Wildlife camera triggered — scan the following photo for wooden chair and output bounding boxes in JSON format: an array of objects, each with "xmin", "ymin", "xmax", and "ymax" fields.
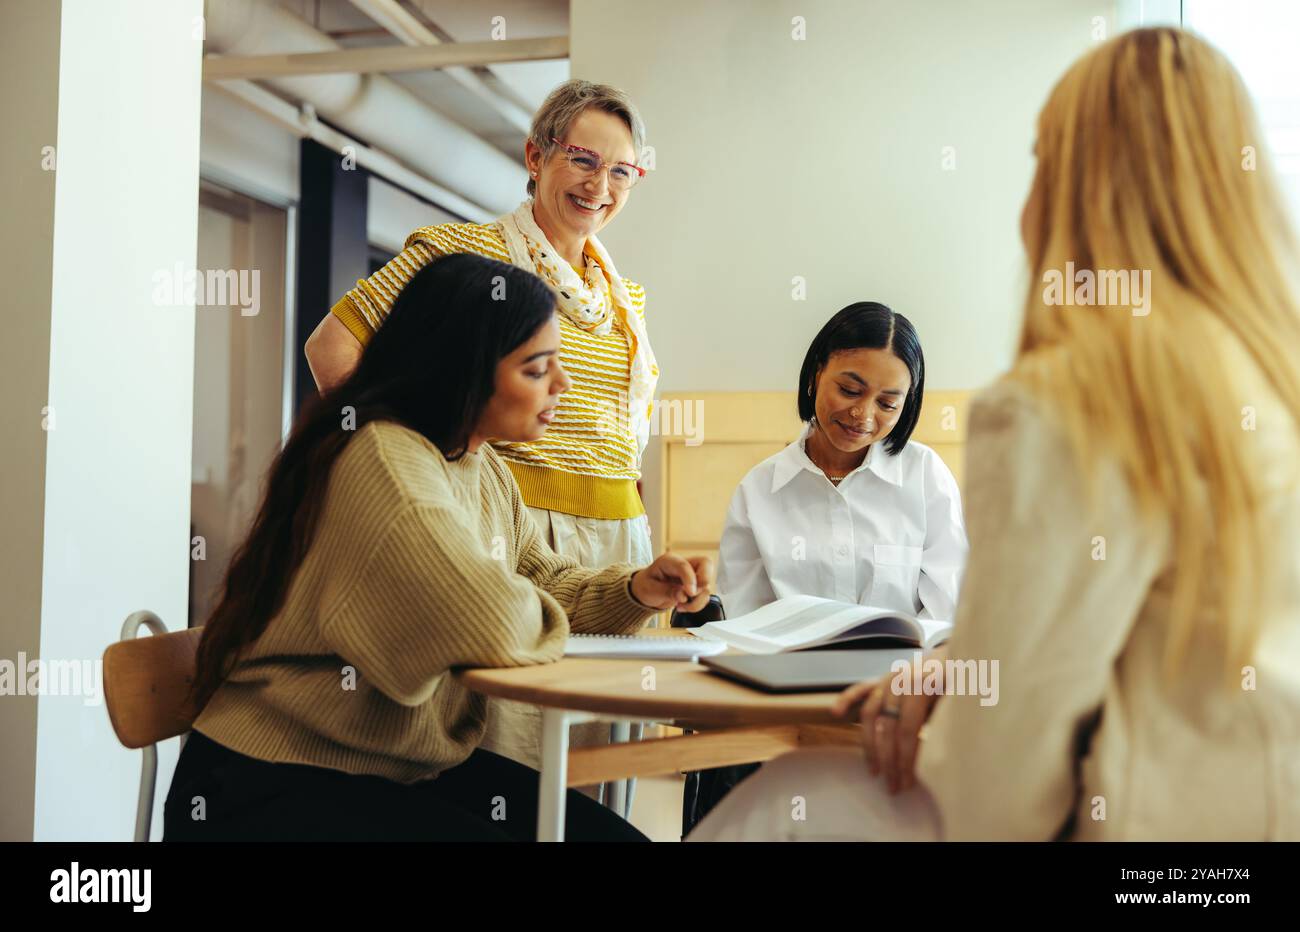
[{"xmin": 102, "ymin": 612, "xmax": 203, "ymax": 841}]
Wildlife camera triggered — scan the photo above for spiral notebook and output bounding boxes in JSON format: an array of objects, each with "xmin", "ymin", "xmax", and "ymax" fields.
[{"xmin": 564, "ymin": 633, "xmax": 729, "ymax": 660}]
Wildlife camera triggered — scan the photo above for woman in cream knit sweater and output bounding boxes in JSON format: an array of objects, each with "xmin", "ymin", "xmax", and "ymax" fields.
[{"xmin": 166, "ymin": 253, "xmax": 712, "ymax": 841}]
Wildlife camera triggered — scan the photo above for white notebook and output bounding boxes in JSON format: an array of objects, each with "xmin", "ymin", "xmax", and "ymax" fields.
[
  {"xmin": 564, "ymin": 633, "xmax": 728, "ymax": 660},
  {"xmin": 688, "ymin": 595, "xmax": 952, "ymax": 655}
]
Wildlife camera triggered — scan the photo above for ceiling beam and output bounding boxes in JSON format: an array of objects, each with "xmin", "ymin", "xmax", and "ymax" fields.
[
  {"xmin": 348, "ymin": 0, "xmax": 442, "ymax": 47},
  {"xmin": 347, "ymin": 0, "xmax": 533, "ymax": 134},
  {"xmin": 203, "ymin": 35, "xmax": 568, "ymax": 81}
]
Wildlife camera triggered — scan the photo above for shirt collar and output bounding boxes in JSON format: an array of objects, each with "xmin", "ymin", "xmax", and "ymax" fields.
[{"xmin": 770, "ymin": 421, "xmax": 904, "ymax": 493}]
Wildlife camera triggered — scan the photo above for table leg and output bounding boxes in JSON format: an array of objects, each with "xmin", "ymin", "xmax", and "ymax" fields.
[
  {"xmin": 538, "ymin": 708, "xmax": 571, "ymax": 842},
  {"xmin": 606, "ymin": 722, "xmax": 631, "ymax": 817},
  {"xmin": 625, "ymin": 722, "xmax": 644, "ymax": 819}
]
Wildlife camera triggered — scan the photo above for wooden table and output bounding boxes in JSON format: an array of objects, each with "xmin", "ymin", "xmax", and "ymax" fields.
[{"xmin": 457, "ymin": 630, "xmax": 861, "ymax": 841}]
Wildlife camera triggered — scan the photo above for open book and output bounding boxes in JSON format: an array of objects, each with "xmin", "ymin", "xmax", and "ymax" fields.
[{"xmin": 687, "ymin": 595, "xmax": 952, "ymax": 655}]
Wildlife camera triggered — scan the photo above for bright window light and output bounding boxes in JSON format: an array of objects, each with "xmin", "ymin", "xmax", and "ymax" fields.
[{"xmin": 1184, "ymin": 0, "xmax": 1300, "ymax": 224}]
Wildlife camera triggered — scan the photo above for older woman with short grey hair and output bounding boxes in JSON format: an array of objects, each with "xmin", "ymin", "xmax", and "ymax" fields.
[{"xmin": 305, "ymin": 80, "xmax": 702, "ymax": 785}]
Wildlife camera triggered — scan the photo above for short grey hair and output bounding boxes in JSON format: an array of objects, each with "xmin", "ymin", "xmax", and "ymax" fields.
[{"xmin": 527, "ymin": 79, "xmax": 646, "ymax": 196}]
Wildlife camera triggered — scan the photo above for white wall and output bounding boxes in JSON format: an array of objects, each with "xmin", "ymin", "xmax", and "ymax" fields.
[
  {"xmin": 31, "ymin": 0, "xmax": 203, "ymax": 841},
  {"xmin": 570, "ymin": 0, "xmax": 1116, "ymax": 554},
  {"xmin": 572, "ymin": 0, "xmax": 1115, "ymax": 394}
]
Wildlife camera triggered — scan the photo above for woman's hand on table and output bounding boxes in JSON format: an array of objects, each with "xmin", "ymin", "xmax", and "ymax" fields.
[
  {"xmin": 830, "ymin": 646, "xmax": 949, "ymax": 794},
  {"xmin": 630, "ymin": 553, "xmax": 715, "ymax": 612}
]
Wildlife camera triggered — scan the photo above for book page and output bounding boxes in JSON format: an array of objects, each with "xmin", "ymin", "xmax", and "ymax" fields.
[
  {"xmin": 692, "ymin": 596, "xmax": 893, "ymax": 654},
  {"xmin": 917, "ymin": 619, "xmax": 953, "ymax": 649}
]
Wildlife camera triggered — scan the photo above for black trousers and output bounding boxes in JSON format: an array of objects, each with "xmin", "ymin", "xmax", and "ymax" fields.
[
  {"xmin": 163, "ymin": 730, "xmax": 648, "ymax": 842},
  {"xmin": 682, "ymin": 763, "xmax": 761, "ymax": 838}
]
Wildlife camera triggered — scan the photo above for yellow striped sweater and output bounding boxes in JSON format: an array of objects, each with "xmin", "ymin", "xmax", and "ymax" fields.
[{"xmin": 332, "ymin": 222, "xmax": 648, "ymax": 520}]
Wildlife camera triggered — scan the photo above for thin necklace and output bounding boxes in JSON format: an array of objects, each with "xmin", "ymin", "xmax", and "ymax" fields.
[{"xmin": 807, "ymin": 421, "xmax": 861, "ymax": 484}]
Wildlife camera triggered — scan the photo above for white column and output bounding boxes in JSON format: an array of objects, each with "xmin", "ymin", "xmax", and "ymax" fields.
[
  {"xmin": 0, "ymin": 0, "xmax": 63, "ymax": 845},
  {"xmin": 0, "ymin": 0, "xmax": 204, "ymax": 841}
]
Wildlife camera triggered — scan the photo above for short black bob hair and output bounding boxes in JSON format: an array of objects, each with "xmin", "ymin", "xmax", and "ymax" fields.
[{"xmin": 796, "ymin": 301, "xmax": 925, "ymax": 456}]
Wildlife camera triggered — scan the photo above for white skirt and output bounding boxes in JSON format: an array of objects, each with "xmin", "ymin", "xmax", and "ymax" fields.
[{"xmin": 687, "ymin": 747, "xmax": 942, "ymax": 842}]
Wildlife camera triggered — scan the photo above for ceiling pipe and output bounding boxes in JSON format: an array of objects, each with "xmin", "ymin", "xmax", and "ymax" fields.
[
  {"xmin": 209, "ymin": 79, "xmax": 493, "ymax": 222},
  {"xmin": 203, "ymin": 0, "xmax": 527, "ymax": 216},
  {"xmin": 202, "ymin": 36, "xmax": 569, "ymax": 81}
]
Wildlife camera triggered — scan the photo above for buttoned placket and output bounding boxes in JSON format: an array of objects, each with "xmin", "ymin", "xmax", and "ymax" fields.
[
  {"xmin": 826, "ymin": 473, "xmax": 858, "ymax": 603},
  {"xmin": 798, "ymin": 430, "xmax": 871, "ymax": 605}
]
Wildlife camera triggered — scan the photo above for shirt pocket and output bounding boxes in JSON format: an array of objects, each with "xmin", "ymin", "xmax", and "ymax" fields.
[{"xmin": 870, "ymin": 544, "xmax": 924, "ymax": 612}]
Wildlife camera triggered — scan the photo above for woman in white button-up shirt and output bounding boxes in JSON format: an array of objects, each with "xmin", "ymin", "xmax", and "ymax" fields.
[{"xmin": 718, "ymin": 302, "xmax": 968, "ymax": 621}]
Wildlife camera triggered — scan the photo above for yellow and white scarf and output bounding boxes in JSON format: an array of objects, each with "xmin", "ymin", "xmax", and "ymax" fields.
[{"xmin": 497, "ymin": 199, "xmax": 659, "ymax": 456}]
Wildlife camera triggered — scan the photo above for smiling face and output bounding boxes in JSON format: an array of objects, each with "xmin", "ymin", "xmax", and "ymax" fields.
[
  {"xmin": 811, "ymin": 348, "xmax": 912, "ymax": 456},
  {"xmin": 525, "ymin": 108, "xmax": 637, "ymax": 244},
  {"xmin": 473, "ymin": 315, "xmax": 572, "ymax": 447}
]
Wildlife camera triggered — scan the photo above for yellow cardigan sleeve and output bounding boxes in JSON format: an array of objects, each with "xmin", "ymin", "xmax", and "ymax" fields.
[
  {"xmin": 330, "ymin": 294, "xmax": 374, "ymax": 346},
  {"xmin": 329, "ymin": 239, "xmax": 441, "ymax": 346}
]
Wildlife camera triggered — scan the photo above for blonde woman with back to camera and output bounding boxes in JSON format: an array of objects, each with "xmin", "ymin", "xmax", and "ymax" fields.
[{"xmin": 691, "ymin": 27, "xmax": 1300, "ymax": 842}]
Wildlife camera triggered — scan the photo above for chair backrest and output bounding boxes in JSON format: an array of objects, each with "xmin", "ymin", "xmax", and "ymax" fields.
[
  {"xmin": 103, "ymin": 626, "xmax": 204, "ymax": 749},
  {"xmin": 669, "ymin": 595, "xmax": 726, "ymax": 628}
]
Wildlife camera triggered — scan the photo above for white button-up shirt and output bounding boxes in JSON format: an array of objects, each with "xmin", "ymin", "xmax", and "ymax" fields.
[{"xmin": 717, "ymin": 423, "xmax": 968, "ymax": 620}]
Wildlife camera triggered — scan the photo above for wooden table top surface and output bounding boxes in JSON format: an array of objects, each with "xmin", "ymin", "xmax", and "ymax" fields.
[{"xmin": 457, "ymin": 628, "xmax": 856, "ymax": 727}]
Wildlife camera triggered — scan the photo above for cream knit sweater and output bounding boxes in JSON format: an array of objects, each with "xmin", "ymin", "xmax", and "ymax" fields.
[{"xmin": 194, "ymin": 420, "xmax": 656, "ymax": 783}]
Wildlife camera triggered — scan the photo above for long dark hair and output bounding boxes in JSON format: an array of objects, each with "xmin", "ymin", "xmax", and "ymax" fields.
[
  {"xmin": 796, "ymin": 302, "xmax": 926, "ymax": 456},
  {"xmin": 190, "ymin": 253, "xmax": 557, "ymax": 711}
]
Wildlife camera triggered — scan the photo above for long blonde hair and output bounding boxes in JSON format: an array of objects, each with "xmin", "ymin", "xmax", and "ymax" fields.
[{"xmin": 1012, "ymin": 27, "xmax": 1300, "ymax": 680}]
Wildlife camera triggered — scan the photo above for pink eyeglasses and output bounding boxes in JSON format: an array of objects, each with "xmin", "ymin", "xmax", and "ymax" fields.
[{"xmin": 549, "ymin": 137, "xmax": 646, "ymax": 190}]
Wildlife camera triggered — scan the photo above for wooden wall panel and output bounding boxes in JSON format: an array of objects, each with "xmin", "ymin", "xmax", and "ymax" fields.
[{"xmin": 666, "ymin": 441, "xmax": 784, "ymax": 547}]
